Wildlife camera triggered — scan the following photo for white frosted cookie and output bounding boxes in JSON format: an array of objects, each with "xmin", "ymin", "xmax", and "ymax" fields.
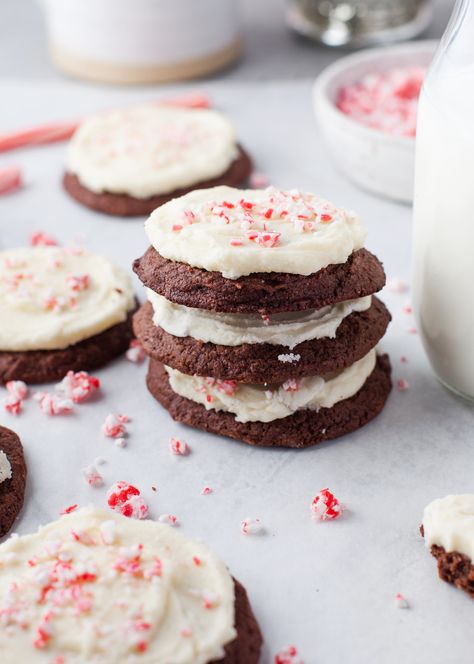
[
  {"xmin": 0, "ymin": 247, "xmax": 135, "ymax": 351},
  {"xmin": 145, "ymin": 186, "xmax": 367, "ymax": 278},
  {"xmin": 67, "ymin": 106, "xmax": 239, "ymax": 199},
  {"xmin": 165, "ymin": 348, "xmax": 377, "ymax": 423},
  {"xmin": 423, "ymin": 494, "xmax": 474, "ymax": 561},
  {"xmin": 0, "ymin": 506, "xmax": 237, "ymax": 663}
]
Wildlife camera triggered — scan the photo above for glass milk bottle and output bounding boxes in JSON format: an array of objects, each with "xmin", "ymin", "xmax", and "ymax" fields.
[{"xmin": 413, "ymin": 0, "xmax": 474, "ymax": 399}]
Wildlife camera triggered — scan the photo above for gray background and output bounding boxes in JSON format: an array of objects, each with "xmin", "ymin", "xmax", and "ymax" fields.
[{"xmin": 0, "ymin": 0, "xmax": 455, "ymax": 81}]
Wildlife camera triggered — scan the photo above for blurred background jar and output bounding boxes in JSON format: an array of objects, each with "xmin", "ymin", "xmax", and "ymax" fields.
[
  {"xmin": 287, "ymin": 0, "xmax": 433, "ymax": 47},
  {"xmin": 40, "ymin": 0, "xmax": 242, "ymax": 85}
]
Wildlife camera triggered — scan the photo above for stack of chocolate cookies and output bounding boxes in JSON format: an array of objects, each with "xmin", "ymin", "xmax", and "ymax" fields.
[{"xmin": 133, "ymin": 186, "xmax": 392, "ymax": 449}]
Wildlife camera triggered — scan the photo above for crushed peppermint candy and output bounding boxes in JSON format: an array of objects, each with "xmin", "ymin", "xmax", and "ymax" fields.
[
  {"xmin": 34, "ymin": 391, "xmax": 74, "ymax": 416},
  {"xmin": 282, "ymin": 378, "xmax": 300, "ymax": 392},
  {"xmin": 311, "ymin": 488, "xmax": 344, "ymax": 521},
  {"xmin": 249, "ymin": 171, "xmax": 270, "ymax": 188},
  {"xmin": 56, "ymin": 370, "xmax": 100, "ymax": 403},
  {"xmin": 201, "ymin": 486, "xmax": 213, "ymax": 495},
  {"xmin": 29, "ymin": 231, "xmax": 59, "ymax": 246},
  {"xmin": 169, "ymin": 437, "xmax": 190, "ymax": 456},
  {"xmin": 275, "ymin": 646, "xmax": 303, "ymax": 664},
  {"xmin": 337, "ymin": 66, "xmax": 426, "ymax": 137},
  {"xmin": 126, "ymin": 339, "xmax": 146, "ymax": 364},
  {"xmin": 102, "ymin": 413, "xmax": 129, "ymax": 439},
  {"xmin": 83, "ymin": 465, "xmax": 104, "ymax": 488},
  {"xmin": 99, "ymin": 519, "xmax": 117, "ymax": 545},
  {"xmin": 397, "ymin": 378, "xmax": 409, "ymax": 392},
  {"xmin": 107, "ymin": 481, "xmax": 149, "ymax": 519},
  {"xmin": 60, "ymin": 504, "xmax": 78, "ymax": 515},
  {"xmin": 394, "ymin": 592, "xmax": 409, "ymax": 609},
  {"xmin": 241, "ymin": 517, "xmax": 264, "ymax": 536},
  {"xmin": 0, "ymin": 165, "xmax": 22, "ymax": 195},
  {"xmin": 278, "ymin": 353, "xmax": 301, "ymax": 364},
  {"xmin": 158, "ymin": 514, "xmax": 178, "ymax": 526},
  {"xmin": 3, "ymin": 380, "xmax": 28, "ymax": 415}
]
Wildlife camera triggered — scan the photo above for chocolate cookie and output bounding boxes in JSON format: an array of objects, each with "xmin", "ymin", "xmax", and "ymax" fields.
[
  {"xmin": 216, "ymin": 579, "xmax": 263, "ymax": 663},
  {"xmin": 146, "ymin": 354, "xmax": 392, "ymax": 449},
  {"xmin": 63, "ymin": 146, "xmax": 252, "ymax": 218},
  {"xmin": 429, "ymin": 544, "xmax": 474, "ymax": 599},
  {"xmin": 0, "ymin": 308, "xmax": 135, "ymax": 385},
  {"xmin": 0, "ymin": 426, "xmax": 27, "ymax": 538},
  {"xmin": 133, "ymin": 247, "xmax": 386, "ymax": 314},
  {"xmin": 134, "ymin": 297, "xmax": 391, "ymax": 383}
]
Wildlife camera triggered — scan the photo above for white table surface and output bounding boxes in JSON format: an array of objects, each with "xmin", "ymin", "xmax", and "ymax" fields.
[{"xmin": 1, "ymin": 73, "xmax": 474, "ymax": 664}]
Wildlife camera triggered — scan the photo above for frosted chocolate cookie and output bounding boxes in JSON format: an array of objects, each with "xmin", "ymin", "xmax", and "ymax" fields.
[
  {"xmin": 422, "ymin": 494, "xmax": 474, "ymax": 599},
  {"xmin": 146, "ymin": 353, "xmax": 392, "ymax": 448},
  {"xmin": 0, "ymin": 247, "xmax": 136, "ymax": 384},
  {"xmin": 63, "ymin": 106, "xmax": 252, "ymax": 217},
  {"xmin": 0, "ymin": 506, "xmax": 262, "ymax": 662},
  {"xmin": 134, "ymin": 296, "xmax": 391, "ymax": 383},
  {"xmin": 0, "ymin": 426, "xmax": 27, "ymax": 538}
]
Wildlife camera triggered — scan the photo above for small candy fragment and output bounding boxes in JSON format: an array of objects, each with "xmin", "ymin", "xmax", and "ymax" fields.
[
  {"xmin": 247, "ymin": 230, "xmax": 281, "ymax": 248},
  {"xmin": 249, "ymin": 171, "xmax": 270, "ymax": 188},
  {"xmin": 83, "ymin": 465, "xmax": 104, "ymax": 488},
  {"xmin": 100, "ymin": 520, "xmax": 117, "ymax": 545},
  {"xmin": 57, "ymin": 370, "xmax": 100, "ymax": 403},
  {"xmin": 241, "ymin": 517, "xmax": 263, "ymax": 536},
  {"xmin": 403, "ymin": 303, "xmax": 413, "ymax": 314},
  {"xmin": 30, "ymin": 232, "xmax": 59, "ymax": 247},
  {"xmin": 397, "ymin": 378, "xmax": 409, "ymax": 392},
  {"xmin": 394, "ymin": 592, "xmax": 409, "ymax": 609},
  {"xmin": 34, "ymin": 392, "xmax": 74, "ymax": 416},
  {"xmin": 311, "ymin": 488, "xmax": 344, "ymax": 521},
  {"xmin": 102, "ymin": 413, "xmax": 129, "ymax": 438},
  {"xmin": 3, "ymin": 381, "xmax": 28, "ymax": 415},
  {"xmin": 0, "ymin": 165, "xmax": 22, "ymax": 195},
  {"xmin": 275, "ymin": 645, "xmax": 303, "ymax": 664},
  {"xmin": 169, "ymin": 437, "xmax": 190, "ymax": 456},
  {"xmin": 126, "ymin": 339, "xmax": 146, "ymax": 364},
  {"xmin": 60, "ymin": 504, "xmax": 78, "ymax": 515},
  {"xmin": 107, "ymin": 481, "xmax": 148, "ymax": 520},
  {"xmin": 158, "ymin": 514, "xmax": 178, "ymax": 526},
  {"xmin": 201, "ymin": 486, "xmax": 213, "ymax": 495}
]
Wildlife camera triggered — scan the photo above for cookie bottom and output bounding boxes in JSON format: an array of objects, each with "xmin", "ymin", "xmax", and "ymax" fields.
[
  {"xmin": 216, "ymin": 579, "xmax": 262, "ymax": 663},
  {"xmin": 63, "ymin": 146, "xmax": 252, "ymax": 217},
  {"xmin": 146, "ymin": 354, "xmax": 392, "ymax": 449},
  {"xmin": 0, "ymin": 426, "xmax": 27, "ymax": 538},
  {"xmin": 430, "ymin": 544, "xmax": 474, "ymax": 599},
  {"xmin": 0, "ymin": 309, "xmax": 135, "ymax": 385}
]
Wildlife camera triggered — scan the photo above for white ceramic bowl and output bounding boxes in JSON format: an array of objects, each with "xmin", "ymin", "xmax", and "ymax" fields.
[
  {"xmin": 312, "ymin": 40, "xmax": 438, "ymax": 204},
  {"xmin": 40, "ymin": 0, "xmax": 242, "ymax": 85}
]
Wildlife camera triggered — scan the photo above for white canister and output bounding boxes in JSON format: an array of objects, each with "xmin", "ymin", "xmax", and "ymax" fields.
[{"xmin": 40, "ymin": 0, "xmax": 242, "ymax": 84}]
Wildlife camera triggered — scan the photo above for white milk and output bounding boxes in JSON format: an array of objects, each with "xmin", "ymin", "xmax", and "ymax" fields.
[{"xmin": 413, "ymin": 71, "xmax": 474, "ymax": 398}]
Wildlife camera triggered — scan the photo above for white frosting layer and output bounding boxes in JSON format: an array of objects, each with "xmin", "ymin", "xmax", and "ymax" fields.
[
  {"xmin": 0, "ymin": 247, "xmax": 135, "ymax": 352},
  {"xmin": 145, "ymin": 186, "xmax": 367, "ymax": 278},
  {"xmin": 68, "ymin": 106, "xmax": 238, "ymax": 199},
  {"xmin": 147, "ymin": 289, "xmax": 372, "ymax": 349},
  {"xmin": 0, "ymin": 451, "xmax": 12, "ymax": 484},
  {"xmin": 165, "ymin": 349, "xmax": 376, "ymax": 423},
  {"xmin": 423, "ymin": 494, "xmax": 474, "ymax": 561},
  {"xmin": 0, "ymin": 506, "xmax": 236, "ymax": 664}
]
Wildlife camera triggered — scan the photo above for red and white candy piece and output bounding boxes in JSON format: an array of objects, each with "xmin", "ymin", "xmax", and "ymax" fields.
[
  {"xmin": 126, "ymin": 339, "xmax": 146, "ymax": 364},
  {"xmin": 158, "ymin": 514, "xmax": 178, "ymax": 526},
  {"xmin": 169, "ymin": 437, "xmax": 190, "ymax": 456},
  {"xmin": 102, "ymin": 413, "xmax": 129, "ymax": 438},
  {"xmin": 3, "ymin": 380, "xmax": 28, "ymax": 415},
  {"xmin": 397, "ymin": 378, "xmax": 410, "ymax": 392},
  {"xmin": 30, "ymin": 231, "xmax": 59, "ymax": 247},
  {"xmin": 0, "ymin": 165, "xmax": 22, "ymax": 195},
  {"xmin": 34, "ymin": 391, "xmax": 74, "ymax": 416},
  {"xmin": 57, "ymin": 370, "xmax": 100, "ymax": 403},
  {"xmin": 107, "ymin": 481, "xmax": 149, "ymax": 520},
  {"xmin": 241, "ymin": 517, "xmax": 263, "ymax": 536},
  {"xmin": 82, "ymin": 465, "xmax": 104, "ymax": 488},
  {"xmin": 275, "ymin": 645, "xmax": 303, "ymax": 664},
  {"xmin": 394, "ymin": 592, "xmax": 409, "ymax": 609},
  {"xmin": 311, "ymin": 488, "xmax": 344, "ymax": 521}
]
